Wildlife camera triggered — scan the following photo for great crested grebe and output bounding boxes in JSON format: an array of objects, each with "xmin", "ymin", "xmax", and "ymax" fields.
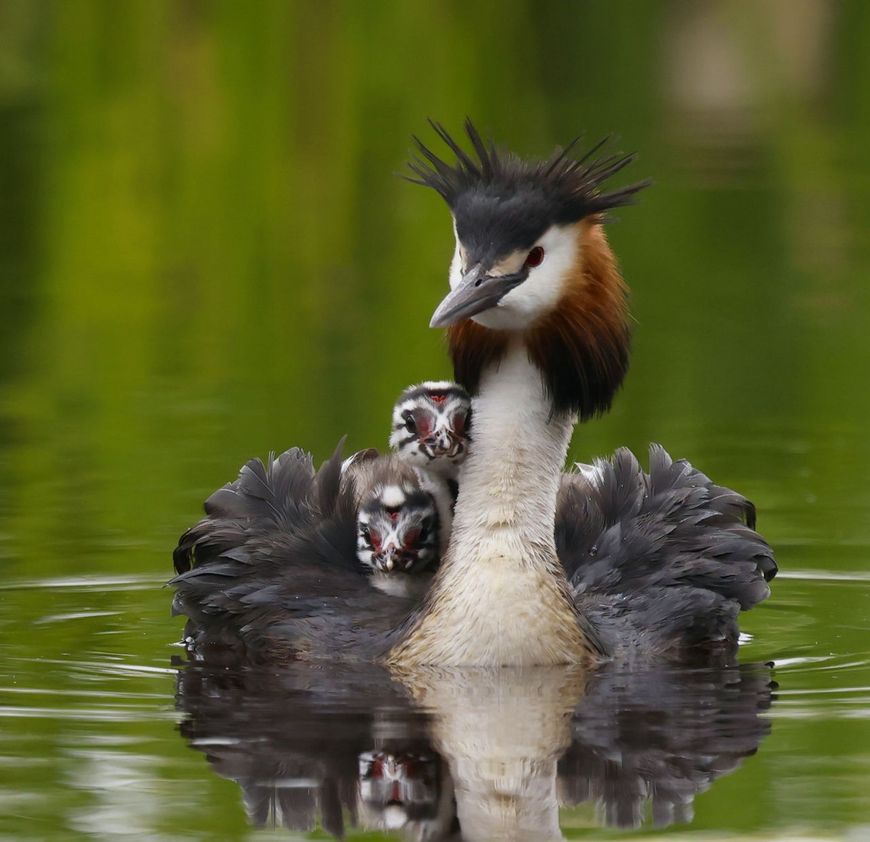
[{"xmin": 170, "ymin": 121, "xmax": 775, "ymax": 667}]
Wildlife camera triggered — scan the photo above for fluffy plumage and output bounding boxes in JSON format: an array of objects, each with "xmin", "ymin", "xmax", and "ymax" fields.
[
  {"xmin": 173, "ymin": 442, "xmax": 349, "ymax": 578},
  {"xmin": 171, "ymin": 442, "xmax": 412, "ymax": 661},
  {"xmin": 389, "ymin": 381, "xmax": 471, "ymax": 477},
  {"xmin": 171, "ymin": 437, "xmax": 775, "ymax": 663},
  {"xmin": 344, "ymin": 454, "xmax": 441, "ymax": 578},
  {"xmin": 558, "ymin": 445, "xmax": 776, "ymax": 661}
]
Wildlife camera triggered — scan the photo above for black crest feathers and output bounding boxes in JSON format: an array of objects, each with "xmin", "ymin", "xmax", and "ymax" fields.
[{"xmin": 406, "ymin": 118, "xmax": 651, "ymax": 222}]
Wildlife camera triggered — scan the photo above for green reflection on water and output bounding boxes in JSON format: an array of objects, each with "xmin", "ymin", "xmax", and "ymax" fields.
[{"xmin": 1, "ymin": 1, "xmax": 869, "ymax": 839}]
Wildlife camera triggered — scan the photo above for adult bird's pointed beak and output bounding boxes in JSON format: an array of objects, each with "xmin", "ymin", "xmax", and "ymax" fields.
[{"xmin": 429, "ymin": 262, "xmax": 529, "ymax": 328}]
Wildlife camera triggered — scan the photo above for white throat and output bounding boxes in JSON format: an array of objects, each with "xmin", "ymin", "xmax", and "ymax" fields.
[
  {"xmin": 390, "ymin": 344, "xmax": 589, "ymax": 667},
  {"xmin": 448, "ymin": 222, "xmax": 578, "ymax": 331},
  {"xmin": 453, "ymin": 344, "xmax": 571, "ymax": 550}
]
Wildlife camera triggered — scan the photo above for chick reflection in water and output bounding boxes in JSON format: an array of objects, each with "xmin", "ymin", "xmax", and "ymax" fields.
[{"xmin": 175, "ymin": 655, "xmax": 774, "ymax": 840}]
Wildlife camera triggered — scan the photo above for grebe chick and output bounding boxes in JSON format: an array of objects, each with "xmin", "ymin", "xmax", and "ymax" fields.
[
  {"xmin": 388, "ymin": 380, "xmax": 471, "ymax": 544},
  {"xmin": 385, "ymin": 380, "xmax": 470, "ymax": 541},
  {"xmin": 343, "ymin": 454, "xmax": 442, "ymax": 598},
  {"xmin": 357, "ymin": 487, "xmax": 439, "ymax": 574},
  {"xmin": 389, "ymin": 381, "xmax": 471, "ymax": 482}
]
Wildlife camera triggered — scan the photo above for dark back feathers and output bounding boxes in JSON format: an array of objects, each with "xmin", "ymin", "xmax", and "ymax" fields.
[
  {"xmin": 170, "ymin": 440, "xmax": 412, "ymax": 660},
  {"xmin": 171, "ymin": 439, "xmax": 776, "ymax": 664},
  {"xmin": 558, "ymin": 444, "xmax": 776, "ymax": 660}
]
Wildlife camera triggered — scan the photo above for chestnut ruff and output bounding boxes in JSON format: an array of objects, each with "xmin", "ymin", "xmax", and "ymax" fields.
[{"xmin": 448, "ymin": 220, "xmax": 631, "ymax": 420}]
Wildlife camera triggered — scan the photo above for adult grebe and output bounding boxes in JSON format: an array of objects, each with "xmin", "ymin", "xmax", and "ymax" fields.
[
  {"xmin": 171, "ymin": 121, "xmax": 775, "ymax": 666},
  {"xmin": 388, "ymin": 121, "xmax": 774, "ymax": 667}
]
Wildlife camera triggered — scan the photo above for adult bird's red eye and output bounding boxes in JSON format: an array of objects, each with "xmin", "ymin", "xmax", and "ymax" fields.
[{"xmin": 525, "ymin": 246, "xmax": 545, "ymax": 268}]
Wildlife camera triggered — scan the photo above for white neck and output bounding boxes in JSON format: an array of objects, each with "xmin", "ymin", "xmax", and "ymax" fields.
[
  {"xmin": 390, "ymin": 344, "xmax": 590, "ymax": 667},
  {"xmin": 452, "ymin": 343, "xmax": 570, "ymax": 556}
]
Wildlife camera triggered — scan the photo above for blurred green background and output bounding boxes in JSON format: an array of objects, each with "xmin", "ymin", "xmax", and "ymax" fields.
[
  {"xmin": 1, "ymin": 1, "xmax": 869, "ymax": 839},
  {"xmin": 1, "ymin": 0, "xmax": 869, "ymax": 571},
  {"xmin": 1, "ymin": 0, "xmax": 869, "ymax": 565}
]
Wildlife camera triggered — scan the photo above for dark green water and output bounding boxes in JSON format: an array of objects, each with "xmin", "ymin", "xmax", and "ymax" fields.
[{"xmin": 1, "ymin": 2, "xmax": 869, "ymax": 839}]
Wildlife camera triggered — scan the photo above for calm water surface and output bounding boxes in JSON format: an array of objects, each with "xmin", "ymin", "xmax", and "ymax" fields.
[{"xmin": 2, "ymin": 2, "xmax": 870, "ymax": 839}]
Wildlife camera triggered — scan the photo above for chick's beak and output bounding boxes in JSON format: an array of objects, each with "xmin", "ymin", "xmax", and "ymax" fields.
[
  {"xmin": 429, "ymin": 262, "xmax": 528, "ymax": 328},
  {"xmin": 423, "ymin": 430, "xmax": 451, "ymax": 455},
  {"xmin": 380, "ymin": 540, "xmax": 402, "ymax": 572}
]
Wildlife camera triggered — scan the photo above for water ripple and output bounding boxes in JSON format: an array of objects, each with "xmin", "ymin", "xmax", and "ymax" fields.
[
  {"xmin": 0, "ymin": 575, "xmax": 165, "ymax": 592},
  {"xmin": 0, "ymin": 705, "xmax": 179, "ymax": 722}
]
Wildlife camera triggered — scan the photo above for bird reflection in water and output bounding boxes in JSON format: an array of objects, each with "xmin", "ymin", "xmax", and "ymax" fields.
[
  {"xmin": 174, "ymin": 653, "xmax": 775, "ymax": 840},
  {"xmin": 357, "ymin": 748, "xmax": 446, "ymax": 832}
]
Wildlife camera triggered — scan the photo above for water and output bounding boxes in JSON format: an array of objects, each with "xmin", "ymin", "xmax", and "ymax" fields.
[{"xmin": 2, "ymin": 1, "xmax": 870, "ymax": 839}]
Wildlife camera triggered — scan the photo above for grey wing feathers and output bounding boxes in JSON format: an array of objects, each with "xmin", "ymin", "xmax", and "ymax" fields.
[
  {"xmin": 557, "ymin": 444, "xmax": 776, "ymax": 656},
  {"xmin": 170, "ymin": 438, "xmax": 418, "ymax": 661},
  {"xmin": 173, "ymin": 438, "xmax": 351, "ymax": 576},
  {"xmin": 169, "ymin": 439, "xmax": 378, "ymax": 645}
]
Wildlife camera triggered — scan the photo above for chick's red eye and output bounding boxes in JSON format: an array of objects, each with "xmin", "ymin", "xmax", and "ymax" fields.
[{"xmin": 525, "ymin": 246, "xmax": 545, "ymax": 268}]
